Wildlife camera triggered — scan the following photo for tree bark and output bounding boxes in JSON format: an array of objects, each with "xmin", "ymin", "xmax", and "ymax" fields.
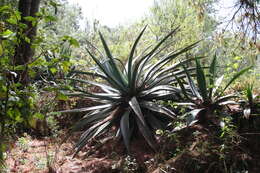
[{"xmin": 14, "ymin": 0, "xmax": 40, "ymax": 85}]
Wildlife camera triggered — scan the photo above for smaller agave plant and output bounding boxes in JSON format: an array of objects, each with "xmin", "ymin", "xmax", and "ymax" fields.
[
  {"xmin": 240, "ymin": 84, "xmax": 260, "ymax": 119},
  {"xmin": 174, "ymin": 55, "xmax": 251, "ymax": 127},
  {"xmin": 60, "ymin": 26, "xmax": 199, "ymax": 155}
]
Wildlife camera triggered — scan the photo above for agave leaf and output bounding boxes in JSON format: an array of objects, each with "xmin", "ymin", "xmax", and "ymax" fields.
[
  {"xmin": 143, "ymin": 93, "xmax": 177, "ymax": 100},
  {"xmin": 214, "ymin": 94, "xmax": 238, "ymax": 105},
  {"xmin": 186, "ymin": 108, "xmax": 205, "ymax": 126},
  {"xmin": 141, "ymin": 27, "xmax": 180, "ymax": 65},
  {"xmin": 115, "ymin": 128, "xmax": 121, "ymax": 138},
  {"xmin": 212, "ymin": 75, "xmax": 224, "ymax": 96},
  {"xmin": 195, "ymin": 57, "xmax": 207, "ymax": 101},
  {"xmin": 144, "ymin": 73, "xmax": 175, "ymax": 89},
  {"xmin": 142, "ymin": 43, "xmax": 199, "ymax": 87},
  {"xmin": 74, "ymin": 121, "xmax": 112, "ymax": 157},
  {"xmin": 85, "ymin": 48, "xmax": 126, "ymax": 92},
  {"xmin": 156, "ymin": 57, "xmax": 206, "ymax": 78},
  {"xmin": 246, "ymin": 84, "xmax": 254, "ymax": 106},
  {"xmin": 99, "ymin": 32, "xmax": 127, "ymax": 87},
  {"xmin": 74, "ymin": 107, "xmax": 120, "ymax": 156},
  {"xmin": 73, "ymin": 129, "xmax": 97, "ymax": 157},
  {"xmin": 73, "ymin": 88, "xmax": 120, "ymax": 101},
  {"xmin": 174, "ymin": 102, "xmax": 197, "ymax": 106},
  {"xmin": 183, "ymin": 65, "xmax": 202, "ymax": 100},
  {"xmin": 141, "ymin": 101, "xmax": 176, "ymax": 119},
  {"xmin": 102, "ymin": 60, "xmax": 128, "ymax": 88},
  {"xmin": 140, "ymin": 85, "xmax": 180, "ymax": 97},
  {"xmin": 243, "ymin": 108, "xmax": 251, "ymax": 119},
  {"xmin": 66, "ymin": 78, "xmax": 120, "ymax": 94},
  {"xmin": 135, "ymin": 116, "xmax": 157, "ymax": 151},
  {"xmin": 92, "ymin": 92, "xmax": 121, "ymax": 98},
  {"xmin": 146, "ymin": 71, "xmax": 197, "ymax": 90},
  {"xmin": 218, "ymin": 100, "xmax": 238, "ymax": 105},
  {"xmin": 92, "ymin": 121, "xmax": 112, "ymax": 138},
  {"xmin": 146, "ymin": 114, "xmax": 165, "ymax": 130},
  {"xmin": 59, "ymin": 104, "xmax": 114, "ymax": 113},
  {"xmin": 209, "ymin": 54, "xmax": 217, "ymax": 98},
  {"xmin": 128, "ymin": 26, "xmax": 147, "ymax": 83},
  {"xmin": 70, "ymin": 70, "xmax": 107, "ymax": 80},
  {"xmin": 71, "ymin": 107, "xmax": 115, "ymax": 132},
  {"xmin": 120, "ymin": 110, "xmax": 131, "ymax": 152},
  {"xmin": 131, "ymin": 27, "xmax": 180, "ymax": 89},
  {"xmin": 129, "ymin": 97, "xmax": 146, "ymax": 125},
  {"xmin": 222, "ymin": 66, "xmax": 252, "ymax": 92},
  {"xmin": 174, "ymin": 74, "xmax": 193, "ymax": 101}
]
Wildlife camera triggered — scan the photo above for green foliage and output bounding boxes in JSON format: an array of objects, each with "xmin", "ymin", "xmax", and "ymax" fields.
[
  {"xmin": 60, "ymin": 27, "xmax": 198, "ymax": 155},
  {"xmin": 0, "ymin": 142, "xmax": 5, "ymax": 169},
  {"xmin": 0, "ymin": 2, "xmax": 81, "ymax": 167},
  {"xmin": 174, "ymin": 55, "xmax": 251, "ymax": 126}
]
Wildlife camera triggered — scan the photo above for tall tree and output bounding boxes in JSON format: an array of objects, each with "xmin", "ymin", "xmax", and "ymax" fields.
[{"xmin": 14, "ymin": 0, "xmax": 40, "ymax": 85}]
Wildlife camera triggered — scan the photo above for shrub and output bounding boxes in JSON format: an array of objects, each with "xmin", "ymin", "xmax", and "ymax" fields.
[
  {"xmin": 174, "ymin": 55, "xmax": 251, "ymax": 127},
  {"xmin": 61, "ymin": 26, "xmax": 198, "ymax": 155}
]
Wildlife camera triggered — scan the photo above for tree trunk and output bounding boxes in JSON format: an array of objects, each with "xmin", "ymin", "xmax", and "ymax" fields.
[{"xmin": 14, "ymin": 0, "xmax": 40, "ymax": 85}]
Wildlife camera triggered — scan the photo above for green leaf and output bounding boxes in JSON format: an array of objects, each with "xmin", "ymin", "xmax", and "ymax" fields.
[
  {"xmin": 183, "ymin": 65, "xmax": 201, "ymax": 99},
  {"xmin": 195, "ymin": 58, "xmax": 207, "ymax": 101},
  {"xmin": 99, "ymin": 32, "xmax": 127, "ymax": 87},
  {"xmin": 209, "ymin": 54, "xmax": 217, "ymax": 98},
  {"xmin": 132, "ymin": 27, "xmax": 180, "ymax": 89},
  {"xmin": 44, "ymin": 15, "xmax": 57, "ymax": 22},
  {"xmin": 62, "ymin": 36, "xmax": 79, "ymax": 47},
  {"xmin": 23, "ymin": 16, "xmax": 36, "ymax": 22},
  {"xmin": 69, "ymin": 38, "xmax": 79, "ymax": 47},
  {"xmin": 56, "ymin": 92, "xmax": 68, "ymax": 101},
  {"xmin": 0, "ymin": 43, "xmax": 3, "ymax": 56},
  {"xmin": 141, "ymin": 101, "xmax": 176, "ymax": 119},
  {"xmin": 74, "ymin": 121, "xmax": 111, "ymax": 157},
  {"xmin": 223, "ymin": 66, "xmax": 252, "ymax": 92},
  {"xmin": 135, "ymin": 117, "xmax": 157, "ymax": 151},
  {"xmin": 120, "ymin": 110, "xmax": 131, "ymax": 152},
  {"xmin": 129, "ymin": 97, "xmax": 145, "ymax": 125},
  {"xmin": 2, "ymin": 30, "xmax": 14, "ymax": 38},
  {"xmin": 6, "ymin": 17, "xmax": 17, "ymax": 25},
  {"xmin": 186, "ymin": 109, "xmax": 205, "ymax": 126},
  {"xmin": 128, "ymin": 26, "xmax": 147, "ymax": 86},
  {"xmin": 246, "ymin": 84, "xmax": 253, "ymax": 106},
  {"xmin": 61, "ymin": 61, "xmax": 71, "ymax": 72},
  {"xmin": 0, "ymin": 5, "xmax": 10, "ymax": 13},
  {"xmin": 60, "ymin": 104, "xmax": 114, "ymax": 113},
  {"xmin": 85, "ymin": 47, "xmax": 126, "ymax": 92},
  {"xmin": 24, "ymin": 37, "xmax": 31, "ymax": 43},
  {"xmin": 147, "ymin": 114, "xmax": 165, "ymax": 130},
  {"xmin": 71, "ymin": 107, "xmax": 115, "ymax": 132},
  {"xmin": 174, "ymin": 74, "xmax": 193, "ymax": 101},
  {"xmin": 73, "ymin": 112, "xmax": 115, "ymax": 157},
  {"xmin": 213, "ymin": 75, "xmax": 224, "ymax": 96},
  {"xmin": 143, "ymin": 42, "xmax": 199, "ymax": 86},
  {"xmin": 34, "ymin": 113, "xmax": 44, "ymax": 120},
  {"xmin": 50, "ymin": 67, "xmax": 57, "ymax": 74},
  {"xmin": 214, "ymin": 94, "xmax": 237, "ymax": 105}
]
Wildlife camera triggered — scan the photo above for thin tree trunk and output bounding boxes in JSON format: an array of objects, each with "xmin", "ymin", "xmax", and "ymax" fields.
[{"xmin": 14, "ymin": 0, "xmax": 40, "ymax": 85}]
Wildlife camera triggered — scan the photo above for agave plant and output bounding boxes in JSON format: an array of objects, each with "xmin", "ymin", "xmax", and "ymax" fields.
[
  {"xmin": 240, "ymin": 84, "xmax": 260, "ymax": 119},
  {"xmin": 174, "ymin": 55, "xmax": 251, "ymax": 127},
  {"xmin": 61, "ymin": 26, "xmax": 199, "ymax": 155}
]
